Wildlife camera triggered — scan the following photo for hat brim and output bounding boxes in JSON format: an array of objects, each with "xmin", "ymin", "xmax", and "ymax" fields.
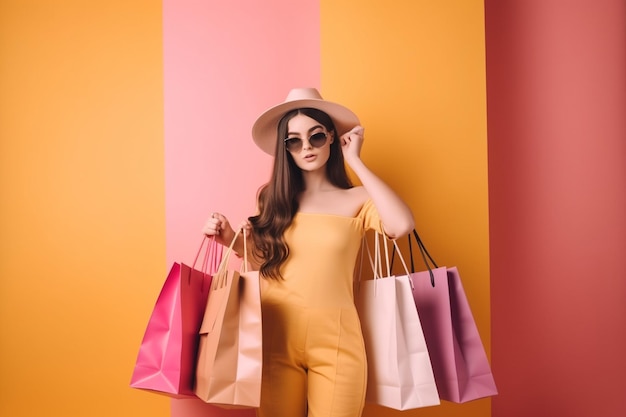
[{"xmin": 251, "ymin": 98, "xmax": 360, "ymax": 155}]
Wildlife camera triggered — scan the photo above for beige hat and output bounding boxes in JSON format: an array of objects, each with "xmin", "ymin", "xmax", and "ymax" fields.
[{"xmin": 251, "ymin": 87, "xmax": 360, "ymax": 155}]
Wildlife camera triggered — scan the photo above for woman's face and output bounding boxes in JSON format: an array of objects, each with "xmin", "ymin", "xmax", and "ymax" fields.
[{"xmin": 284, "ymin": 113, "xmax": 333, "ymax": 172}]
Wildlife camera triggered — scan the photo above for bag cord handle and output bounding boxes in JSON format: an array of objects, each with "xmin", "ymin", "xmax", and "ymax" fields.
[
  {"xmin": 190, "ymin": 235, "xmax": 221, "ymax": 287},
  {"xmin": 391, "ymin": 229, "xmax": 439, "ymax": 287},
  {"xmin": 211, "ymin": 228, "xmax": 243, "ymax": 288},
  {"xmin": 356, "ymin": 231, "xmax": 414, "ymax": 289}
]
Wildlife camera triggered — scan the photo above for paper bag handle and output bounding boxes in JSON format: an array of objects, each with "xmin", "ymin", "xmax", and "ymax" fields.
[{"xmin": 391, "ymin": 229, "xmax": 438, "ymax": 287}]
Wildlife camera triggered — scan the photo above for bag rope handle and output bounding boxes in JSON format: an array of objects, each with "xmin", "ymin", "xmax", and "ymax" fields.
[
  {"xmin": 212, "ymin": 228, "xmax": 242, "ymax": 289},
  {"xmin": 189, "ymin": 235, "xmax": 222, "ymax": 290},
  {"xmin": 391, "ymin": 229, "xmax": 439, "ymax": 287}
]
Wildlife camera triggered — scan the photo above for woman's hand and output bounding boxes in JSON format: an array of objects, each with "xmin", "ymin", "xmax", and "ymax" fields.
[
  {"xmin": 238, "ymin": 219, "xmax": 253, "ymax": 240},
  {"xmin": 202, "ymin": 212, "xmax": 235, "ymax": 247},
  {"xmin": 340, "ymin": 125, "xmax": 365, "ymax": 164},
  {"xmin": 203, "ymin": 214, "xmax": 253, "ymax": 258},
  {"xmin": 337, "ymin": 126, "xmax": 415, "ymax": 238}
]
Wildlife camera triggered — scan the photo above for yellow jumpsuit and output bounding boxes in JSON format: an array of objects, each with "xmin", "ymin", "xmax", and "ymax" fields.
[{"xmin": 258, "ymin": 199, "xmax": 382, "ymax": 417}]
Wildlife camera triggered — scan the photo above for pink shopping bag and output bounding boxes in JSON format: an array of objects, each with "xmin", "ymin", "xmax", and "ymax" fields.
[
  {"xmin": 130, "ymin": 236, "xmax": 222, "ymax": 397},
  {"xmin": 355, "ymin": 232, "xmax": 440, "ymax": 410}
]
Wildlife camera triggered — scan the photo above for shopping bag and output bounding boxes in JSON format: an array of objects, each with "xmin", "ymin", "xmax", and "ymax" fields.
[
  {"xmin": 194, "ymin": 229, "xmax": 262, "ymax": 408},
  {"xmin": 354, "ymin": 232, "xmax": 440, "ymax": 410},
  {"xmin": 130, "ymin": 236, "xmax": 222, "ymax": 397},
  {"xmin": 392, "ymin": 230, "xmax": 498, "ymax": 403}
]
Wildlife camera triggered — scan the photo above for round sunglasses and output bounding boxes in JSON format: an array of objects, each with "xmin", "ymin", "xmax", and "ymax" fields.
[{"xmin": 283, "ymin": 131, "xmax": 329, "ymax": 153}]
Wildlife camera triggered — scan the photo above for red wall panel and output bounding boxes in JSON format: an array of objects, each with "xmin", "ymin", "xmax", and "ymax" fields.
[{"xmin": 486, "ymin": 1, "xmax": 626, "ymax": 416}]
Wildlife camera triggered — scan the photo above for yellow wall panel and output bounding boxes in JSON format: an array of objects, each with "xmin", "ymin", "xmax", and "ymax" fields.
[
  {"xmin": 0, "ymin": 1, "xmax": 167, "ymax": 415},
  {"xmin": 321, "ymin": 1, "xmax": 491, "ymax": 416}
]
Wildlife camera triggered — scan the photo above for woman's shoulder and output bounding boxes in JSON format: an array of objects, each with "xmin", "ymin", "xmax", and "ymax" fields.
[
  {"xmin": 345, "ymin": 185, "xmax": 369, "ymax": 204},
  {"xmin": 341, "ymin": 186, "xmax": 370, "ymax": 216}
]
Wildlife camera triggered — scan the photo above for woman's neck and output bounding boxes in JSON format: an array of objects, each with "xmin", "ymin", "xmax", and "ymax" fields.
[{"xmin": 301, "ymin": 170, "xmax": 336, "ymax": 192}]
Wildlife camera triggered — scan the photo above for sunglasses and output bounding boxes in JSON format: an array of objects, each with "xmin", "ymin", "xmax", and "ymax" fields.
[{"xmin": 283, "ymin": 131, "xmax": 329, "ymax": 153}]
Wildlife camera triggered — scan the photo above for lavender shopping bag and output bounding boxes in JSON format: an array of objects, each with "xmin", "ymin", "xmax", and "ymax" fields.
[{"xmin": 393, "ymin": 230, "xmax": 498, "ymax": 403}]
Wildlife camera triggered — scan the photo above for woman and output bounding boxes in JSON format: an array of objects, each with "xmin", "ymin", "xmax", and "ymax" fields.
[{"xmin": 203, "ymin": 88, "xmax": 414, "ymax": 417}]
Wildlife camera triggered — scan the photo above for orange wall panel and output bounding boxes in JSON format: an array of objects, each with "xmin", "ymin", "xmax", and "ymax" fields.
[
  {"xmin": 0, "ymin": 1, "xmax": 166, "ymax": 416},
  {"xmin": 321, "ymin": 1, "xmax": 491, "ymax": 417}
]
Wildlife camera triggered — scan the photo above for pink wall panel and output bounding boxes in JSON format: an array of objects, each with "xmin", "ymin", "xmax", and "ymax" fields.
[
  {"xmin": 163, "ymin": 1, "xmax": 320, "ymax": 415},
  {"xmin": 486, "ymin": 1, "xmax": 626, "ymax": 416},
  {"xmin": 163, "ymin": 0, "xmax": 320, "ymax": 266}
]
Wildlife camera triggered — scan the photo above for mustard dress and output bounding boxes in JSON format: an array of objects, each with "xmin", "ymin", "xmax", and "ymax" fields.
[{"xmin": 258, "ymin": 199, "xmax": 382, "ymax": 417}]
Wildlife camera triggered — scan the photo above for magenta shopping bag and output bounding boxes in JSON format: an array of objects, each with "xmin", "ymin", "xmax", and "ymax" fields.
[
  {"xmin": 393, "ymin": 230, "xmax": 498, "ymax": 403},
  {"xmin": 130, "ymin": 237, "xmax": 222, "ymax": 398}
]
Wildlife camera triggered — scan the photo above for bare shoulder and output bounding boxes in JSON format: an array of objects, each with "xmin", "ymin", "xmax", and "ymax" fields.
[
  {"xmin": 334, "ymin": 186, "xmax": 370, "ymax": 217},
  {"xmin": 345, "ymin": 186, "xmax": 369, "ymax": 206}
]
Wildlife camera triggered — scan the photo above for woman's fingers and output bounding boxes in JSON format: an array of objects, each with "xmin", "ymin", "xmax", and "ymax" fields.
[
  {"xmin": 203, "ymin": 212, "xmax": 227, "ymax": 236},
  {"xmin": 341, "ymin": 125, "xmax": 364, "ymax": 145},
  {"xmin": 236, "ymin": 220, "xmax": 253, "ymax": 237}
]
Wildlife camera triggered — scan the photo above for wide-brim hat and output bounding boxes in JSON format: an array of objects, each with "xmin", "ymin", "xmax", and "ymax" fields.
[{"xmin": 251, "ymin": 87, "xmax": 360, "ymax": 155}]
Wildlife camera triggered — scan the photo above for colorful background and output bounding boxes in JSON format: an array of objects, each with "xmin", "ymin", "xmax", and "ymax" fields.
[{"xmin": 1, "ymin": 1, "xmax": 624, "ymax": 417}]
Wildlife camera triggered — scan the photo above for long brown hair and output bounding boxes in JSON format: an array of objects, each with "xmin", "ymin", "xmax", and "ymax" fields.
[{"xmin": 249, "ymin": 108, "xmax": 353, "ymax": 279}]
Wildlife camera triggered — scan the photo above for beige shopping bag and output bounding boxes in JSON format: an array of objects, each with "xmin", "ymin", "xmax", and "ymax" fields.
[{"xmin": 194, "ymin": 229, "xmax": 262, "ymax": 408}]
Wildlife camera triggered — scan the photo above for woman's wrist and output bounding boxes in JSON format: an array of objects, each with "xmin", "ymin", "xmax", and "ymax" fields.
[{"xmin": 345, "ymin": 156, "xmax": 365, "ymax": 174}]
